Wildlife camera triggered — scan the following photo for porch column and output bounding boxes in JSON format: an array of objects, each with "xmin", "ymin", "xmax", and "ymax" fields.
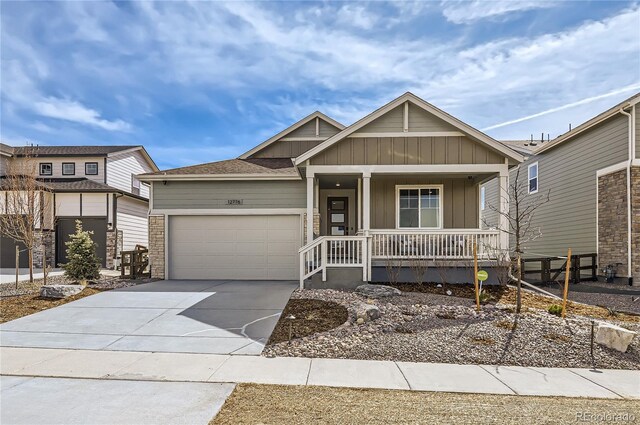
[
  {"xmin": 362, "ymin": 172, "xmax": 371, "ymax": 232},
  {"xmin": 498, "ymin": 170, "xmax": 509, "ymax": 252},
  {"xmin": 306, "ymin": 175, "xmax": 314, "ymax": 244}
]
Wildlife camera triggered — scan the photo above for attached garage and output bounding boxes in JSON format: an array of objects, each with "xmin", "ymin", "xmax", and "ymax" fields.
[{"xmin": 168, "ymin": 214, "xmax": 302, "ymax": 280}]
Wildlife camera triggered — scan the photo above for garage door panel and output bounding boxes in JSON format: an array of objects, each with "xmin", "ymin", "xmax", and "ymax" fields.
[{"xmin": 169, "ymin": 215, "xmax": 300, "ymax": 280}]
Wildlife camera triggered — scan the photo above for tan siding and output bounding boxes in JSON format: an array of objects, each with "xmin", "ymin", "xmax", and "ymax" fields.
[
  {"xmin": 483, "ymin": 113, "xmax": 630, "ymax": 256},
  {"xmin": 10, "ymin": 156, "xmax": 105, "ymax": 182},
  {"xmin": 481, "ymin": 178, "xmax": 499, "ymax": 229},
  {"xmin": 359, "ymin": 105, "xmax": 404, "ymax": 132},
  {"xmin": 287, "ymin": 120, "xmax": 318, "ymax": 138},
  {"xmin": 250, "ymin": 118, "xmax": 341, "ymax": 158},
  {"xmin": 310, "ymin": 136, "xmax": 505, "ymax": 165},
  {"xmin": 370, "ymin": 176, "xmax": 479, "ymax": 229},
  {"xmin": 153, "ymin": 180, "xmax": 306, "ymax": 209},
  {"xmin": 319, "ymin": 119, "xmax": 341, "ymax": 137},
  {"xmin": 408, "ymin": 103, "xmax": 459, "ymax": 132}
]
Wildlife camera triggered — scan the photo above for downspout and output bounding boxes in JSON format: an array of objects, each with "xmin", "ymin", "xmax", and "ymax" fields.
[{"xmin": 619, "ymin": 106, "xmax": 633, "ymax": 285}]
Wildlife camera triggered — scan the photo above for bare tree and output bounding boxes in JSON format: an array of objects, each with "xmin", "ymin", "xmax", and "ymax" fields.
[
  {"xmin": 484, "ymin": 165, "xmax": 550, "ymax": 313},
  {"xmin": 409, "ymin": 257, "xmax": 429, "ymax": 286},
  {"xmin": 0, "ymin": 147, "xmax": 53, "ymax": 283},
  {"xmin": 385, "ymin": 258, "xmax": 402, "ymax": 286}
]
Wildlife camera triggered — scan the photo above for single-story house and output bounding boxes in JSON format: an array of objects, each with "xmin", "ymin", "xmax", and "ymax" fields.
[
  {"xmin": 140, "ymin": 93, "xmax": 525, "ymax": 286},
  {"xmin": 482, "ymin": 92, "xmax": 640, "ymax": 285}
]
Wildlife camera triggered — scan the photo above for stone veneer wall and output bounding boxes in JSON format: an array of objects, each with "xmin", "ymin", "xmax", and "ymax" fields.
[
  {"xmin": 148, "ymin": 215, "xmax": 165, "ymax": 279},
  {"xmin": 598, "ymin": 169, "xmax": 628, "ymax": 278},
  {"xmin": 106, "ymin": 230, "xmax": 117, "ymax": 269},
  {"xmin": 631, "ymin": 167, "xmax": 640, "ymax": 285},
  {"xmin": 303, "ymin": 212, "xmax": 321, "ymax": 244},
  {"xmin": 33, "ymin": 230, "xmax": 55, "ymax": 268}
]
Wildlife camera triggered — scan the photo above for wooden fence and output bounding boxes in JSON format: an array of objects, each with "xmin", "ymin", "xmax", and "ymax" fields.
[
  {"xmin": 520, "ymin": 253, "xmax": 597, "ymax": 284},
  {"xmin": 121, "ymin": 245, "xmax": 150, "ymax": 279}
]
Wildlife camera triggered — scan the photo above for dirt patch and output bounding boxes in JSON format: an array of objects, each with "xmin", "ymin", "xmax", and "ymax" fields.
[
  {"xmin": 0, "ymin": 288, "xmax": 105, "ymax": 323},
  {"xmin": 211, "ymin": 383, "xmax": 640, "ymax": 425},
  {"xmin": 267, "ymin": 298, "xmax": 348, "ymax": 344}
]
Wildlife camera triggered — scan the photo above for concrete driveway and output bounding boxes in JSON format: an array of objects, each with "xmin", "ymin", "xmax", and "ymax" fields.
[{"xmin": 0, "ymin": 280, "xmax": 297, "ymax": 355}]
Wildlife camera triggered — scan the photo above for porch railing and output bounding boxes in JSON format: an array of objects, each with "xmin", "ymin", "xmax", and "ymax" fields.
[
  {"xmin": 368, "ymin": 229, "xmax": 500, "ymax": 260},
  {"xmin": 299, "ymin": 236, "xmax": 367, "ymax": 288},
  {"xmin": 300, "ymin": 229, "xmax": 501, "ymax": 287}
]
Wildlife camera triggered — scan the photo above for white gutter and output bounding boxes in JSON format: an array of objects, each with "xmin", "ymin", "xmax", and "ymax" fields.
[
  {"xmin": 138, "ymin": 173, "xmax": 301, "ymax": 182},
  {"xmin": 619, "ymin": 106, "xmax": 634, "ymax": 284}
]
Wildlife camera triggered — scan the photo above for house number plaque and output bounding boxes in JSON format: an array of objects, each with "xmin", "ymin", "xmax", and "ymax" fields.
[{"xmin": 227, "ymin": 199, "xmax": 244, "ymax": 205}]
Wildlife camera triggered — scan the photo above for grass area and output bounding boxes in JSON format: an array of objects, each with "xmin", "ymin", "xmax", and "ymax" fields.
[
  {"xmin": 268, "ymin": 298, "xmax": 348, "ymax": 344},
  {"xmin": 211, "ymin": 384, "xmax": 639, "ymax": 425},
  {"xmin": 0, "ymin": 288, "xmax": 105, "ymax": 323}
]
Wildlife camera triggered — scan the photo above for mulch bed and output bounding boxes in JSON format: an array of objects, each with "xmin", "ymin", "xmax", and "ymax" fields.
[
  {"xmin": 0, "ymin": 288, "xmax": 105, "ymax": 323},
  {"xmin": 211, "ymin": 383, "xmax": 640, "ymax": 425},
  {"xmin": 268, "ymin": 299, "xmax": 348, "ymax": 345}
]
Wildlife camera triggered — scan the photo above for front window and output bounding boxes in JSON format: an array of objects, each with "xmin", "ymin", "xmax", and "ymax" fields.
[
  {"xmin": 85, "ymin": 162, "xmax": 98, "ymax": 175},
  {"xmin": 528, "ymin": 162, "xmax": 538, "ymax": 194},
  {"xmin": 397, "ymin": 185, "xmax": 442, "ymax": 229},
  {"xmin": 62, "ymin": 162, "xmax": 75, "ymax": 175},
  {"xmin": 39, "ymin": 163, "xmax": 52, "ymax": 176}
]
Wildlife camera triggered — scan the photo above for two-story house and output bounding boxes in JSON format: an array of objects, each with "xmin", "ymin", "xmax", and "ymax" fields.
[{"xmin": 0, "ymin": 144, "xmax": 158, "ymax": 269}]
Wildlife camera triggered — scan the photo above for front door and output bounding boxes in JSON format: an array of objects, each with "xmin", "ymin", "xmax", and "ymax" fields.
[{"xmin": 327, "ymin": 197, "xmax": 349, "ymax": 236}]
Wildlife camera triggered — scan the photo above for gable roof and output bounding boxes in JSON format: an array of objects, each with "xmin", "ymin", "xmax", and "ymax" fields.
[
  {"xmin": 294, "ymin": 92, "xmax": 525, "ymax": 165},
  {"xmin": 2, "ymin": 144, "xmax": 159, "ymax": 172},
  {"xmin": 138, "ymin": 157, "xmax": 299, "ymax": 181},
  {"xmin": 239, "ymin": 111, "xmax": 345, "ymax": 159},
  {"xmin": 534, "ymin": 91, "xmax": 640, "ymax": 154}
]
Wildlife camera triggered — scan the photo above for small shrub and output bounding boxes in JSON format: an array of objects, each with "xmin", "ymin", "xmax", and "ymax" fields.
[
  {"xmin": 471, "ymin": 336, "xmax": 495, "ymax": 345},
  {"xmin": 62, "ymin": 220, "xmax": 101, "ymax": 285},
  {"xmin": 543, "ymin": 333, "xmax": 571, "ymax": 343},
  {"xmin": 495, "ymin": 320, "xmax": 517, "ymax": 331},
  {"xmin": 436, "ymin": 311, "xmax": 456, "ymax": 320},
  {"xmin": 606, "ymin": 307, "xmax": 618, "ymax": 317},
  {"xmin": 548, "ymin": 304, "xmax": 563, "ymax": 316},
  {"xmin": 479, "ymin": 290, "xmax": 492, "ymax": 304}
]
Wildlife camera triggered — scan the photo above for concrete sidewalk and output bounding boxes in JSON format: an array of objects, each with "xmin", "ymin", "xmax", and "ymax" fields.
[{"xmin": 1, "ymin": 347, "xmax": 638, "ymax": 399}]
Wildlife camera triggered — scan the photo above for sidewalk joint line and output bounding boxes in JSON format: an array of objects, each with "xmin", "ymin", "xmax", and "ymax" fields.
[
  {"xmin": 477, "ymin": 365, "xmax": 518, "ymax": 395},
  {"xmin": 394, "ymin": 362, "xmax": 412, "ymax": 390},
  {"xmin": 566, "ymin": 368, "xmax": 625, "ymax": 399}
]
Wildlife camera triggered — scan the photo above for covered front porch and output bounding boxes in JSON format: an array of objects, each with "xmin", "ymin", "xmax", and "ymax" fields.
[{"xmin": 300, "ymin": 164, "xmax": 510, "ymax": 286}]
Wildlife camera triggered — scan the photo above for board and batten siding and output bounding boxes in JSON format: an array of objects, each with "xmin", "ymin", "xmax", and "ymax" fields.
[
  {"xmin": 152, "ymin": 180, "xmax": 306, "ymax": 210},
  {"xmin": 250, "ymin": 119, "xmax": 342, "ymax": 159},
  {"xmin": 310, "ymin": 136, "xmax": 505, "ymax": 165},
  {"xmin": 371, "ymin": 176, "xmax": 479, "ymax": 229},
  {"xmin": 483, "ymin": 113, "xmax": 630, "ymax": 257},
  {"xmin": 106, "ymin": 149, "xmax": 154, "ymax": 198},
  {"xmin": 117, "ymin": 196, "xmax": 149, "ymax": 250}
]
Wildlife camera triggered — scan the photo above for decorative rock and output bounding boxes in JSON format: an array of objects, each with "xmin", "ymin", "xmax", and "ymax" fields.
[
  {"xmin": 39, "ymin": 284, "xmax": 84, "ymax": 299},
  {"xmin": 595, "ymin": 322, "xmax": 636, "ymax": 353},
  {"xmin": 446, "ymin": 290, "xmax": 453, "ymax": 296},
  {"xmin": 355, "ymin": 284, "xmax": 401, "ymax": 299},
  {"xmin": 353, "ymin": 302, "xmax": 381, "ymax": 323}
]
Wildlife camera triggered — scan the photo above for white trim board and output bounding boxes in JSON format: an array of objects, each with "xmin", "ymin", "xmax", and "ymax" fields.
[
  {"xmin": 239, "ymin": 111, "xmax": 345, "ymax": 159},
  {"xmin": 306, "ymin": 164, "xmax": 509, "ymax": 177},
  {"xmin": 349, "ymin": 131, "xmax": 465, "ymax": 138},
  {"xmin": 151, "ymin": 208, "xmax": 306, "ymax": 216},
  {"xmin": 395, "ymin": 184, "xmax": 444, "ymax": 230},
  {"xmin": 295, "ymin": 92, "xmax": 524, "ymax": 165}
]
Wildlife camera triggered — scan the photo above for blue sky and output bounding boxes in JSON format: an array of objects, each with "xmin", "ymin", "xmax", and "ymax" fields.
[{"xmin": 1, "ymin": 1, "xmax": 639, "ymax": 170}]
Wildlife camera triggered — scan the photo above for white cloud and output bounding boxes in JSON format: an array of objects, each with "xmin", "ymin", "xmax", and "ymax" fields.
[
  {"xmin": 33, "ymin": 98, "xmax": 132, "ymax": 132},
  {"xmin": 441, "ymin": 0, "xmax": 557, "ymax": 24}
]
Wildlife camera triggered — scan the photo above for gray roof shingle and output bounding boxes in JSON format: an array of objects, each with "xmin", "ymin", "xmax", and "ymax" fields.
[
  {"xmin": 141, "ymin": 158, "xmax": 298, "ymax": 177},
  {"xmin": 9, "ymin": 145, "xmax": 140, "ymax": 157}
]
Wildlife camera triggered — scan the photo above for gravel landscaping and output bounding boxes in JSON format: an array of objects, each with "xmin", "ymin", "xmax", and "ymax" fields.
[
  {"xmin": 211, "ymin": 383, "xmax": 640, "ymax": 425},
  {"xmin": 264, "ymin": 285, "xmax": 640, "ymax": 370}
]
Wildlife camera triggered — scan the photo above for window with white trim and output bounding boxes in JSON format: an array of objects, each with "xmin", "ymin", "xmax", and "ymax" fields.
[
  {"xmin": 528, "ymin": 162, "xmax": 538, "ymax": 194},
  {"xmin": 480, "ymin": 186, "xmax": 486, "ymax": 210},
  {"xmin": 131, "ymin": 175, "xmax": 141, "ymax": 195},
  {"xmin": 397, "ymin": 185, "xmax": 442, "ymax": 229}
]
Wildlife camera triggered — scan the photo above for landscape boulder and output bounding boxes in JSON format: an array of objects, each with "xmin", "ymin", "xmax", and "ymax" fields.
[
  {"xmin": 595, "ymin": 322, "xmax": 636, "ymax": 353},
  {"xmin": 353, "ymin": 302, "xmax": 381, "ymax": 323},
  {"xmin": 40, "ymin": 285, "xmax": 84, "ymax": 299},
  {"xmin": 355, "ymin": 284, "xmax": 401, "ymax": 299}
]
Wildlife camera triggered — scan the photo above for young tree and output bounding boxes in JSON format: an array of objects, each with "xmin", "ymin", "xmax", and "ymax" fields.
[
  {"xmin": 0, "ymin": 147, "xmax": 53, "ymax": 283},
  {"xmin": 62, "ymin": 220, "xmax": 101, "ymax": 285},
  {"xmin": 485, "ymin": 165, "xmax": 550, "ymax": 313}
]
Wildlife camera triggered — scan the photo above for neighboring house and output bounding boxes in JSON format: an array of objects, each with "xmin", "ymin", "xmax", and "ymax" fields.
[
  {"xmin": 140, "ymin": 93, "xmax": 524, "ymax": 286},
  {"xmin": 482, "ymin": 93, "xmax": 640, "ymax": 285},
  {"xmin": 0, "ymin": 144, "xmax": 158, "ymax": 269}
]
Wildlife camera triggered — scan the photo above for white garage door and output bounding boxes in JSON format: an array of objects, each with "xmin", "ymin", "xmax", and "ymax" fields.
[{"xmin": 169, "ymin": 215, "xmax": 301, "ymax": 280}]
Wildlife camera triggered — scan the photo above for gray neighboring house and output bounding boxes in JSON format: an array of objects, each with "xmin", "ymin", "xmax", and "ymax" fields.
[
  {"xmin": 482, "ymin": 93, "xmax": 640, "ymax": 285},
  {"xmin": 140, "ymin": 93, "xmax": 525, "ymax": 285},
  {"xmin": 0, "ymin": 144, "xmax": 159, "ymax": 269}
]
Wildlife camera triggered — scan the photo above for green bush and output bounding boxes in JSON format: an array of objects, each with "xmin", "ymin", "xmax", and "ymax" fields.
[
  {"xmin": 547, "ymin": 304, "xmax": 563, "ymax": 316},
  {"xmin": 61, "ymin": 220, "xmax": 101, "ymax": 284},
  {"xmin": 478, "ymin": 290, "xmax": 492, "ymax": 304}
]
